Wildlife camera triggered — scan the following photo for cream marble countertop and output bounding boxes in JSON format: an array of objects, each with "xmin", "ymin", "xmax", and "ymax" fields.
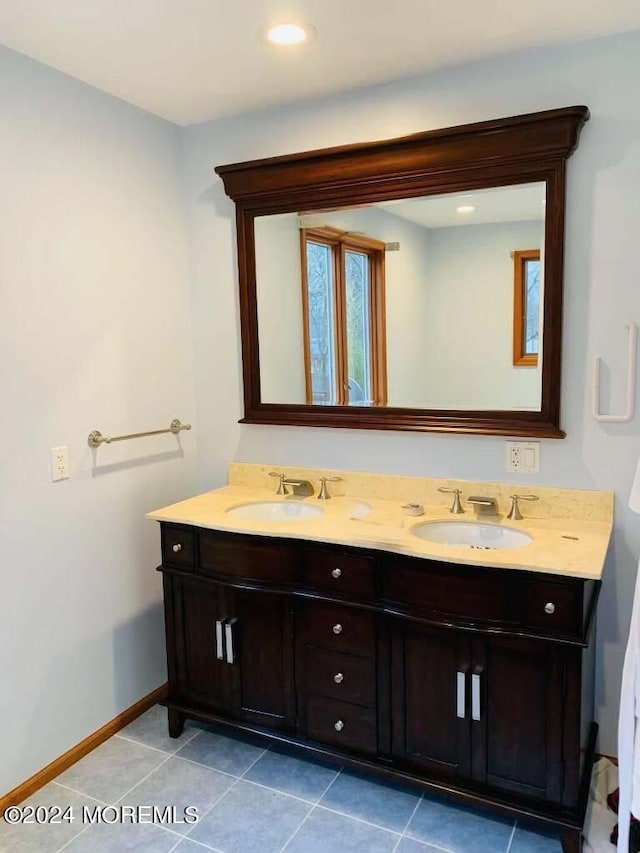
[{"xmin": 147, "ymin": 482, "xmax": 613, "ymax": 581}]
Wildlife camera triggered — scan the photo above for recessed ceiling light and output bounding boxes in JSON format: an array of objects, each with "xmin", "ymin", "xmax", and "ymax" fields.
[
  {"xmin": 266, "ymin": 22, "xmax": 312, "ymax": 46},
  {"xmin": 456, "ymin": 205, "xmax": 476, "ymax": 214}
]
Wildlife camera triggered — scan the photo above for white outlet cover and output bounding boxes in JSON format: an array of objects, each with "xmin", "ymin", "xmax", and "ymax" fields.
[
  {"xmin": 51, "ymin": 446, "xmax": 70, "ymax": 481},
  {"xmin": 506, "ymin": 441, "xmax": 540, "ymax": 474}
]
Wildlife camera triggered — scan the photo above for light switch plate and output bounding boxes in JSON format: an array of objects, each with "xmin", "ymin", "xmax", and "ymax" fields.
[
  {"xmin": 506, "ymin": 441, "xmax": 540, "ymax": 474},
  {"xmin": 51, "ymin": 446, "xmax": 70, "ymax": 481}
]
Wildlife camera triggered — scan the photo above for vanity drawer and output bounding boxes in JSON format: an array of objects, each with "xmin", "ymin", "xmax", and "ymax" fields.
[
  {"xmin": 199, "ymin": 532, "xmax": 299, "ymax": 584},
  {"xmin": 303, "ymin": 646, "xmax": 376, "ymax": 707},
  {"xmin": 305, "ymin": 695, "xmax": 377, "ymax": 755},
  {"xmin": 299, "ymin": 602, "xmax": 375, "ymax": 657},
  {"xmin": 302, "ymin": 549, "xmax": 375, "ymax": 599},
  {"xmin": 383, "ymin": 558, "xmax": 517, "ymax": 626},
  {"xmin": 523, "ymin": 579, "xmax": 582, "ymax": 636},
  {"xmin": 162, "ymin": 526, "xmax": 196, "ymax": 568}
]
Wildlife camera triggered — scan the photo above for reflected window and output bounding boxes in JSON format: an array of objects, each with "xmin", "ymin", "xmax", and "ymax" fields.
[
  {"xmin": 301, "ymin": 227, "xmax": 387, "ymax": 405},
  {"xmin": 513, "ymin": 249, "xmax": 541, "ymax": 367}
]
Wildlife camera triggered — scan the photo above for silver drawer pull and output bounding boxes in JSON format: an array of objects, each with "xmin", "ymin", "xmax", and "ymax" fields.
[
  {"xmin": 334, "ymin": 720, "xmax": 344, "ymax": 732},
  {"xmin": 332, "ymin": 623, "xmax": 343, "ymax": 635},
  {"xmin": 544, "ymin": 602, "xmax": 556, "ymax": 615},
  {"xmin": 472, "ymin": 668, "xmax": 483, "ymax": 721},
  {"xmin": 331, "ymin": 568, "xmax": 342, "ymax": 579},
  {"xmin": 172, "ymin": 543, "xmax": 182, "ymax": 553},
  {"xmin": 215, "ymin": 620, "xmax": 224, "ymax": 660},
  {"xmin": 457, "ymin": 669, "xmax": 467, "ymax": 719},
  {"xmin": 334, "ymin": 673, "xmax": 344, "ymax": 684}
]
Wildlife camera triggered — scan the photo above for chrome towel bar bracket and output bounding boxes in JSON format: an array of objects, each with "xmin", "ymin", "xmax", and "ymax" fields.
[{"xmin": 88, "ymin": 418, "xmax": 191, "ymax": 449}]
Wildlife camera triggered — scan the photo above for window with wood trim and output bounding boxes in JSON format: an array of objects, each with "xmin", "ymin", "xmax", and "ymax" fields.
[
  {"xmin": 513, "ymin": 249, "xmax": 541, "ymax": 367},
  {"xmin": 300, "ymin": 226, "xmax": 387, "ymax": 406}
]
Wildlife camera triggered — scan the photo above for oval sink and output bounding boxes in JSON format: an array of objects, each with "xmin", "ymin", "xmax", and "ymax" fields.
[
  {"xmin": 410, "ymin": 521, "xmax": 532, "ymax": 550},
  {"xmin": 226, "ymin": 501, "xmax": 324, "ymax": 522}
]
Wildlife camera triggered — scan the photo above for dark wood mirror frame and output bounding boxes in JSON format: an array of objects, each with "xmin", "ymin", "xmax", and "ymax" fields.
[{"xmin": 216, "ymin": 106, "xmax": 589, "ymax": 438}]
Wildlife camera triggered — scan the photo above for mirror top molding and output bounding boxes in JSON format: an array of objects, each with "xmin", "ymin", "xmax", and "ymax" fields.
[
  {"xmin": 215, "ymin": 107, "xmax": 590, "ymax": 438},
  {"xmin": 216, "ymin": 106, "xmax": 589, "ymax": 209}
]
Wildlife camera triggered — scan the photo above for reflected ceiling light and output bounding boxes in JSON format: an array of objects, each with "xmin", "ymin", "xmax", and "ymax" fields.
[
  {"xmin": 266, "ymin": 22, "xmax": 312, "ymax": 46},
  {"xmin": 456, "ymin": 205, "xmax": 476, "ymax": 214}
]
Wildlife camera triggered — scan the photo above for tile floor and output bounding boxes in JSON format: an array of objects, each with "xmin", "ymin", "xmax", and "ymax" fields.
[{"xmin": 1, "ymin": 704, "xmax": 567, "ymax": 853}]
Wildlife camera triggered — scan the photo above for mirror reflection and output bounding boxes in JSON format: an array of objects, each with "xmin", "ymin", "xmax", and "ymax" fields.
[{"xmin": 255, "ymin": 182, "xmax": 545, "ymax": 411}]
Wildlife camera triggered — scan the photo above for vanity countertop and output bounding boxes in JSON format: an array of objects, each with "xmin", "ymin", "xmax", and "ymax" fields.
[{"xmin": 147, "ymin": 471, "xmax": 613, "ymax": 581}]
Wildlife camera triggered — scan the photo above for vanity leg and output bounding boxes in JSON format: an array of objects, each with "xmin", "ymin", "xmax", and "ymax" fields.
[
  {"xmin": 167, "ymin": 707, "xmax": 185, "ymax": 738},
  {"xmin": 561, "ymin": 828, "xmax": 582, "ymax": 853}
]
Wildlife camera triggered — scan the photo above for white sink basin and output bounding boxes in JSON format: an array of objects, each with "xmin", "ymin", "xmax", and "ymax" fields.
[
  {"xmin": 410, "ymin": 521, "xmax": 532, "ymax": 550},
  {"xmin": 226, "ymin": 501, "xmax": 324, "ymax": 522}
]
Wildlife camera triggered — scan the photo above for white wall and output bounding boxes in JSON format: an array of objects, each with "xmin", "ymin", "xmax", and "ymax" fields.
[
  {"xmin": 0, "ymin": 46, "xmax": 196, "ymax": 795},
  {"xmin": 418, "ymin": 219, "xmax": 543, "ymax": 410},
  {"xmin": 182, "ymin": 30, "xmax": 640, "ymax": 756}
]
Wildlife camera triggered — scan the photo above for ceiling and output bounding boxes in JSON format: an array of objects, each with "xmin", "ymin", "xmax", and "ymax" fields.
[
  {"xmin": 382, "ymin": 184, "xmax": 546, "ymax": 229},
  {"xmin": 1, "ymin": 1, "xmax": 639, "ymax": 126}
]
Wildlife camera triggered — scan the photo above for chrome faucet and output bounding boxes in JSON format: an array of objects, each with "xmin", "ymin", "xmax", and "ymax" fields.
[
  {"xmin": 437, "ymin": 487, "xmax": 464, "ymax": 514},
  {"xmin": 269, "ymin": 472, "xmax": 314, "ymax": 496},
  {"xmin": 317, "ymin": 476, "xmax": 341, "ymax": 500},
  {"xmin": 467, "ymin": 495, "xmax": 499, "ymax": 516},
  {"xmin": 506, "ymin": 494, "xmax": 539, "ymax": 521}
]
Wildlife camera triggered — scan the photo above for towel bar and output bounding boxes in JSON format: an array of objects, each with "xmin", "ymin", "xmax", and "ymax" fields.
[{"xmin": 88, "ymin": 419, "xmax": 191, "ymax": 448}]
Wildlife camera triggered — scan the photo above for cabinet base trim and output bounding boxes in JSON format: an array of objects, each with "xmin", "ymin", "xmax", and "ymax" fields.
[
  {"xmin": 1, "ymin": 684, "xmax": 168, "ymax": 811},
  {"xmin": 163, "ymin": 698, "xmax": 596, "ymax": 836}
]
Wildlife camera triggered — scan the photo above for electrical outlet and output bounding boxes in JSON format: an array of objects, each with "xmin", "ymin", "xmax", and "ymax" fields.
[
  {"xmin": 51, "ymin": 446, "xmax": 70, "ymax": 481},
  {"xmin": 506, "ymin": 441, "xmax": 540, "ymax": 474}
]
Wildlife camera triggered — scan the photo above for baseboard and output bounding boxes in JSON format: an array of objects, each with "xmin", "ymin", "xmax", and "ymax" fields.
[{"xmin": 0, "ymin": 683, "xmax": 168, "ymax": 812}]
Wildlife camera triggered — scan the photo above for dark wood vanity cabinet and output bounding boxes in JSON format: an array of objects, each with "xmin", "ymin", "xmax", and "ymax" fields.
[{"xmin": 158, "ymin": 524, "xmax": 599, "ymax": 853}]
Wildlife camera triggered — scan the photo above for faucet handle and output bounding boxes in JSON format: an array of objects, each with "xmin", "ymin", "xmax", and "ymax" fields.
[
  {"xmin": 507, "ymin": 494, "xmax": 539, "ymax": 521},
  {"xmin": 269, "ymin": 471, "xmax": 286, "ymax": 495},
  {"xmin": 317, "ymin": 475, "xmax": 342, "ymax": 500},
  {"xmin": 437, "ymin": 487, "xmax": 464, "ymax": 514}
]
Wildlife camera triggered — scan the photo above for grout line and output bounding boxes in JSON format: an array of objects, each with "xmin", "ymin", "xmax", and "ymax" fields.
[
  {"xmin": 182, "ymin": 776, "xmax": 242, "ymax": 848},
  {"xmin": 392, "ymin": 791, "xmax": 423, "ymax": 852},
  {"xmin": 51, "ymin": 781, "xmax": 111, "ymax": 806},
  {"xmin": 279, "ymin": 767, "xmax": 342, "ymax": 852},
  {"xmin": 239, "ymin": 747, "xmax": 268, "ymax": 778},
  {"xmin": 313, "ymin": 803, "xmax": 402, "ymax": 836},
  {"xmin": 115, "ymin": 729, "xmax": 199, "ymax": 754},
  {"xmin": 114, "ymin": 753, "xmax": 174, "ymax": 805},
  {"xmin": 506, "ymin": 820, "xmax": 518, "ymax": 852}
]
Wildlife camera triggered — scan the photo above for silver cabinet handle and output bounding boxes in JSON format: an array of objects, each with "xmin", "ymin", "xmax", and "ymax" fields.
[
  {"xmin": 472, "ymin": 668, "xmax": 483, "ymax": 721},
  {"xmin": 225, "ymin": 618, "xmax": 238, "ymax": 664},
  {"xmin": 215, "ymin": 620, "xmax": 224, "ymax": 661},
  {"xmin": 334, "ymin": 720, "xmax": 344, "ymax": 732},
  {"xmin": 331, "ymin": 568, "xmax": 342, "ymax": 579},
  {"xmin": 545, "ymin": 602, "xmax": 556, "ymax": 615},
  {"xmin": 334, "ymin": 673, "xmax": 344, "ymax": 684},
  {"xmin": 172, "ymin": 543, "xmax": 182, "ymax": 553},
  {"xmin": 333, "ymin": 623, "xmax": 343, "ymax": 635},
  {"xmin": 457, "ymin": 669, "xmax": 467, "ymax": 719}
]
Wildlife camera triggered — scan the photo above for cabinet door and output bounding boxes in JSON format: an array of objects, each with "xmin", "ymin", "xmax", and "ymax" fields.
[
  {"xmin": 392, "ymin": 621, "xmax": 472, "ymax": 780},
  {"xmin": 173, "ymin": 576, "xmax": 233, "ymax": 713},
  {"xmin": 471, "ymin": 635, "xmax": 564, "ymax": 803},
  {"xmin": 226, "ymin": 588, "xmax": 296, "ymax": 731}
]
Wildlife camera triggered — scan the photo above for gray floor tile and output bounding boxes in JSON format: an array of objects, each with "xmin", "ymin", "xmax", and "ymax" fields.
[
  {"xmin": 286, "ymin": 807, "xmax": 399, "ymax": 853},
  {"xmin": 175, "ymin": 729, "xmax": 265, "ymax": 776},
  {"xmin": 62, "ymin": 819, "xmax": 178, "ymax": 852},
  {"xmin": 56, "ymin": 736, "xmax": 168, "ymax": 804},
  {"xmin": 118, "ymin": 705, "xmax": 198, "ymax": 755},
  {"xmin": 319, "ymin": 769, "xmax": 420, "ymax": 832},
  {"xmin": 395, "ymin": 839, "xmax": 443, "ymax": 853},
  {"xmin": 189, "ymin": 779, "xmax": 310, "ymax": 853},
  {"xmin": 510, "ymin": 823, "xmax": 564, "ymax": 852},
  {"xmin": 173, "ymin": 841, "xmax": 220, "ymax": 853},
  {"xmin": 244, "ymin": 749, "xmax": 339, "ymax": 802},
  {"xmin": 0, "ymin": 783, "xmax": 94, "ymax": 853},
  {"xmin": 405, "ymin": 795, "xmax": 515, "ymax": 853},
  {"xmin": 119, "ymin": 756, "xmax": 233, "ymax": 834}
]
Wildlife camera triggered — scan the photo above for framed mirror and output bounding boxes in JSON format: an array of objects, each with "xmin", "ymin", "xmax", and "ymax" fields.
[{"xmin": 216, "ymin": 106, "xmax": 589, "ymax": 437}]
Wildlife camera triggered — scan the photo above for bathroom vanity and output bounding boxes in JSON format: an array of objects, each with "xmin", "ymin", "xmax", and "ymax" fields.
[{"xmin": 150, "ymin": 465, "xmax": 613, "ymax": 853}]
